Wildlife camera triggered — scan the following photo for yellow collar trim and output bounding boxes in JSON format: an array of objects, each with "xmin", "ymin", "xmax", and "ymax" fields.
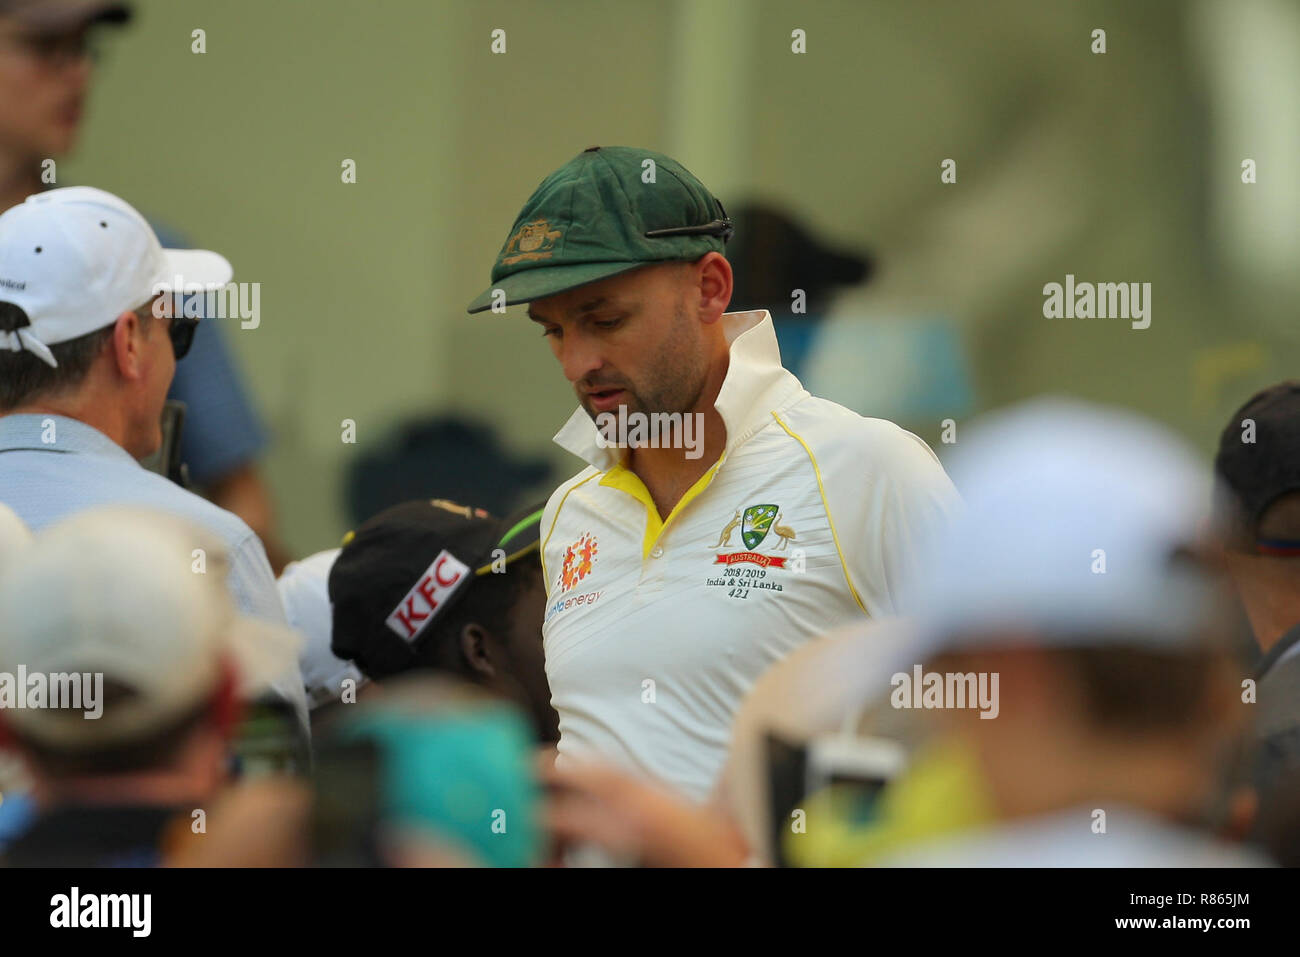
[{"xmin": 600, "ymin": 457, "xmax": 725, "ymax": 559}]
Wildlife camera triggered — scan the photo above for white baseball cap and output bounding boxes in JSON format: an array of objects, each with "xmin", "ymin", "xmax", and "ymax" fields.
[
  {"xmin": 0, "ymin": 507, "xmax": 300, "ymax": 748},
  {"xmin": 898, "ymin": 397, "xmax": 1219, "ymax": 659},
  {"xmin": 276, "ymin": 547, "xmax": 367, "ymax": 709},
  {"xmin": 0, "ymin": 503, "xmax": 32, "ymax": 579},
  {"xmin": 0, "ymin": 186, "xmax": 232, "ymax": 368}
]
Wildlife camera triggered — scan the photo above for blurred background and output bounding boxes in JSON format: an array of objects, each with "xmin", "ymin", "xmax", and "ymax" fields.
[{"xmin": 63, "ymin": 0, "xmax": 1300, "ymax": 556}]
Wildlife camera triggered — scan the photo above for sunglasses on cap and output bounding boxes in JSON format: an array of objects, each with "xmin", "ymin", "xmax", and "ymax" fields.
[
  {"xmin": 643, "ymin": 199, "xmax": 735, "ymax": 243},
  {"xmin": 133, "ymin": 297, "xmax": 198, "ymax": 361}
]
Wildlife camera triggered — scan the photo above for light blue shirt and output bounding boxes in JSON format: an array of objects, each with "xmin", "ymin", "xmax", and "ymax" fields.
[{"xmin": 0, "ymin": 414, "xmax": 307, "ymax": 730}]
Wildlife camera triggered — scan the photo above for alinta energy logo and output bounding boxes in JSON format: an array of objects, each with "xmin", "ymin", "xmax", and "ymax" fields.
[
  {"xmin": 546, "ymin": 533, "xmax": 600, "ymax": 625},
  {"xmin": 0, "ymin": 666, "xmax": 103, "ymax": 719},
  {"xmin": 558, "ymin": 532, "xmax": 598, "ymax": 593}
]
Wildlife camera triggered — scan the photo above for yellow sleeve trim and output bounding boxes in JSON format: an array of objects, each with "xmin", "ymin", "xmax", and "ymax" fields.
[
  {"xmin": 771, "ymin": 411, "xmax": 868, "ymax": 616},
  {"xmin": 540, "ymin": 471, "xmax": 601, "ymax": 592}
]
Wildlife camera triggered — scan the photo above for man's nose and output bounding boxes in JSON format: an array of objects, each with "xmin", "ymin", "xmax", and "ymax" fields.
[{"xmin": 558, "ymin": 331, "xmax": 604, "ymax": 384}]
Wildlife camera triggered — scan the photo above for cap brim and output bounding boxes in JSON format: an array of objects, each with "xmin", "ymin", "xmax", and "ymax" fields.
[
  {"xmin": 157, "ymin": 248, "xmax": 233, "ymax": 290},
  {"xmin": 466, "ymin": 261, "xmax": 649, "ymax": 314},
  {"xmin": 7, "ymin": 1, "xmax": 132, "ymax": 31},
  {"xmin": 474, "ymin": 502, "xmax": 544, "ymax": 575}
]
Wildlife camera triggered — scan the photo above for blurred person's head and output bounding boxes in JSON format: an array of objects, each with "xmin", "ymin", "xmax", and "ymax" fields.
[
  {"xmin": 0, "ymin": 1, "xmax": 129, "ymax": 163},
  {"xmin": 920, "ymin": 639, "xmax": 1242, "ymax": 828},
  {"xmin": 894, "ymin": 399, "xmax": 1249, "ymax": 831},
  {"xmin": 0, "ymin": 499, "xmax": 30, "ymax": 568},
  {"xmin": 313, "ymin": 675, "xmax": 542, "ymax": 867},
  {"xmin": 0, "ymin": 186, "xmax": 230, "ymax": 457},
  {"xmin": 727, "ymin": 201, "xmax": 870, "ymax": 317},
  {"xmin": 467, "ymin": 146, "xmax": 735, "ymax": 426},
  {"xmin": 0, "ymin": 507, "xmax": 299, "ymax": 807},
  {"xmin": 329, "ymin": 499, "xmax": 558, "ymax": 742},
  {"xmin": 1214, "ymin": 381, "xmax": 1300, "ymax": 656},
  {"xmin": 1253, "ymin": 765, "xmax": 1300, "ymax": 868}
]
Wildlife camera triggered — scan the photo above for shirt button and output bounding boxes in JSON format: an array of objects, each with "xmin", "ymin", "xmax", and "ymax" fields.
[{"xmin": 651, "ymin": 545, "xmax": 664, "ymax": 559}]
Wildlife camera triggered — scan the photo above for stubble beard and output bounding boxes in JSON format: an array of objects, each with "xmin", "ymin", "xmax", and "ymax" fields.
[{"xmin": 579, "ymin": 303, "xmax": 708, "ymax": 423}]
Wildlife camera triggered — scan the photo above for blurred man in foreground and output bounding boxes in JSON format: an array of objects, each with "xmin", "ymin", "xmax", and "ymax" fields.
[
  {"xmin": 0, "ymin": 502, "xmax": 32, "ymax": 850},
  {"xmin": 0, "ymin": 509, "xmax": 300, "ymax": 866},
  {"xmin": 1214, "ymin": 381, "xmax": 1300, "ymax": 795},
  {"xmin": 791, "ymin": 399, "xmax": 1261, "ymax": 866}
]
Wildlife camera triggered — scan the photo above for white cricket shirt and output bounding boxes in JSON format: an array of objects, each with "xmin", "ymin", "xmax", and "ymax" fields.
[{"xmin": 540, "ymin": 310, "xmax": 959, "ymax": 800}]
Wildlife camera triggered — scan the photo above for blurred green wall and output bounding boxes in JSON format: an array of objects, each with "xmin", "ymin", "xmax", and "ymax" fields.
[{"xmin": 67, "ymin": 0, "xmax": 1299, "ymax": 555}]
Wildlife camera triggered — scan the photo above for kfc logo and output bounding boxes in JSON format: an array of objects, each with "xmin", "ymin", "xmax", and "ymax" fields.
[{"xmin": 385, "ymin": 550, "xmax": 470, "ymax": 642}]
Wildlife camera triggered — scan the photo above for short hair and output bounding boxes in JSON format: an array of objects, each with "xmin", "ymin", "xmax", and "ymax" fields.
[
  {"xmin": 0, "ymin": 323, "xmax": 115, "ymax": 411},
  {"xmin": 1257, "ymin": 492, "xmax": 1300, "ymax": 545},
  {"xmin": 1216, "ymin": 489, "xmax": 1300, "ymax": 557},
  {"xmin": 1053, "ymin": 644, "xmax": 1231, "ymax": 736}
]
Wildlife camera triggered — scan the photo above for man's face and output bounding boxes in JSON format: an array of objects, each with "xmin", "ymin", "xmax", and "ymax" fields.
[
  {"xmin": 126, "ymin": 301, "xmax": 177, "ymax": 459},
  {"xmin": 0, "ymin": 19, "xmax": 94, "ymax": 159},
  {"xmin": 528, "ymin": 262, "xmax": 713, "ymax": 422}
]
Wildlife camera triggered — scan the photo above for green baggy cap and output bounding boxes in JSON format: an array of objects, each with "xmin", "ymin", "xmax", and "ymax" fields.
[{"xmin": 466, "ymin": 146, "xmax": 732, "ymax": 314}]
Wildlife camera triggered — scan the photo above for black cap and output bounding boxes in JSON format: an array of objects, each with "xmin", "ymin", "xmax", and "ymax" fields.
[
  {"xmin": 0, "ymin": 1, "xmax": 132, "ymax": 31},
  {"xmin": 1214, "ymin": 381, "xmax": 1300, "ymax": 541},
  {"xmin": 328, "ymin": 499, "xmax": 543, "ymax": 678}
]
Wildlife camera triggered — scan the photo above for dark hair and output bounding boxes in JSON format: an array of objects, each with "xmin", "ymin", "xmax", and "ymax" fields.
[
  {"xmin": 12, "ymin": 678, "xmax": 216, "ymax": 777},
  {"xmin": 1052, "ymin": 645, "xmax": 1229, "ymax": 735},
  {"xmin": 0, "ymin": 323, "xmax": 115, "ymax": 410},
  {"xmin": 414, "ymin": 553, "xmax": 542, "ymax": 675}
]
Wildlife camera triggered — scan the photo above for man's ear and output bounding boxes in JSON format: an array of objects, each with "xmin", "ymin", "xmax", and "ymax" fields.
[
  {"xmin": 459, "ymin": 623, "xmax": 497, "ymax": 679},
  {"xmin": 210, "ymin": 661, "xmax": 242, "ymax": 740},
  {"xmin": 110, "ymin": 310, "xmax": 147, "ymax": 381},
  {"xmin": 693, "ymin": 251, "xmax": 733, "ymax": 324}
]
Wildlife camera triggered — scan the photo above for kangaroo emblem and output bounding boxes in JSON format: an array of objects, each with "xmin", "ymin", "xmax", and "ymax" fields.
[{"xmin": 712, "ymin": 509, "xmax": 742, "ymax": 548}]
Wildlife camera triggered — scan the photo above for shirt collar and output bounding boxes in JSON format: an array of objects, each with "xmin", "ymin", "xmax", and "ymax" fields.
[
  {"xmin": 552, "ymin": 310, "xmax": 805, "ymax": 471},
  {"xmin": 0, "ymin": 414, "xmax": 137, "ymax": 465}
]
